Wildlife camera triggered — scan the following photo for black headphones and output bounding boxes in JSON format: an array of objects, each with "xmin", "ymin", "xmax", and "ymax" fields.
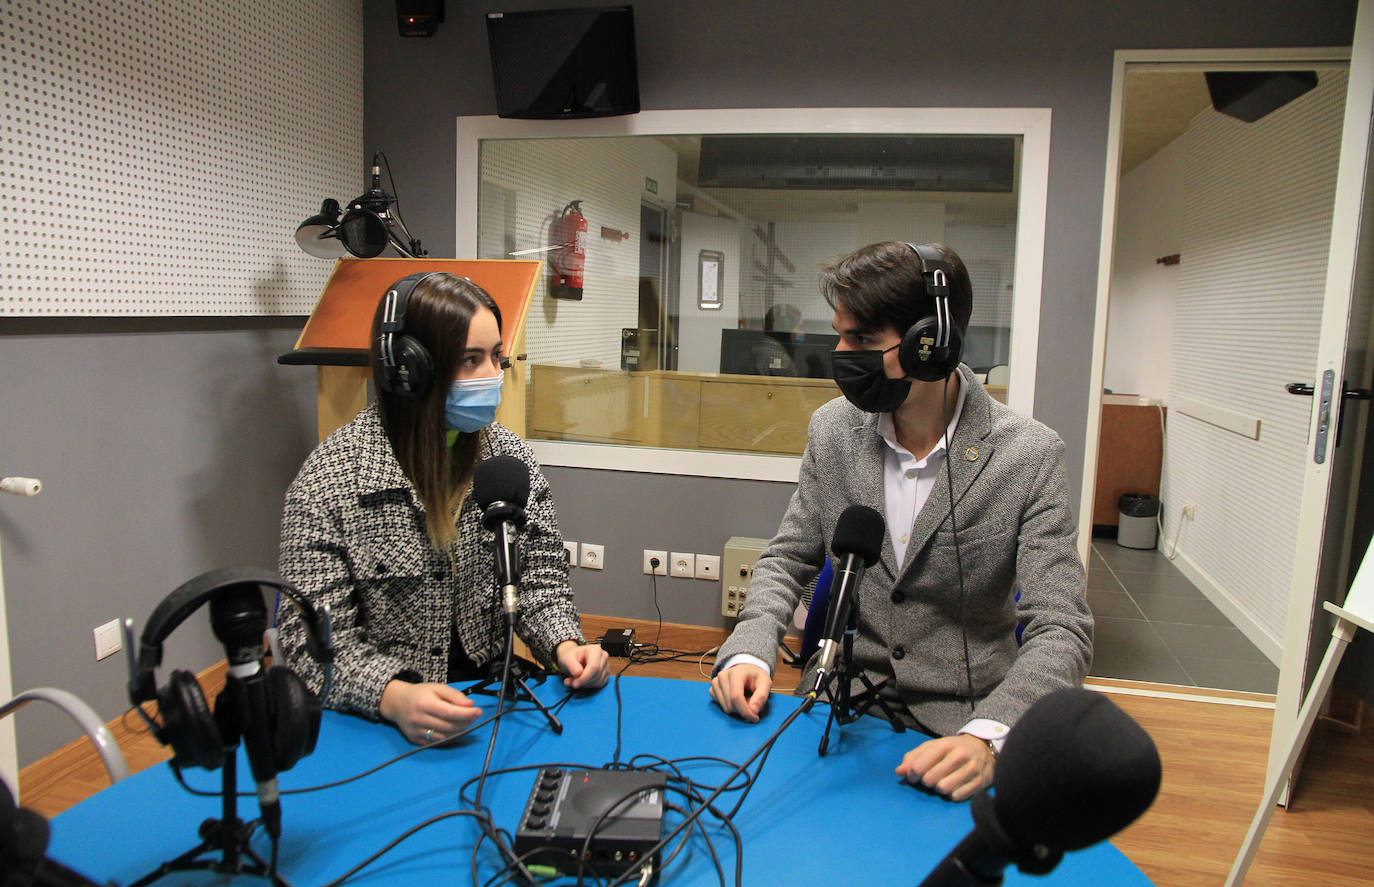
[
  {"xmin": 127, "ymin": 567, "xmax": 334, "ymax": 773},
  {"xmin": 897, "ymin": 242, "xmax": 964, "ymax": 382},
  {"xmin": 375, "ymin": 271, "xmax": 440, "ymax": 399}
]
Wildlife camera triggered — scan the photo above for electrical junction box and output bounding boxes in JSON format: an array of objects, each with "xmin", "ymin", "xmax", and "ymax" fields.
[{"xmin": 721, "ymin": 536, "xmax": 770, "ymax": 618}]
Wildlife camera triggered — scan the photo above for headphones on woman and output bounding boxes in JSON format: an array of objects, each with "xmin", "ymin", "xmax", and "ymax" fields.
[
  {"xmin": 127, "ymin": 567, "xmax": 334, "ymax": 773},
  {"xmin": 375, "ymin": 271, "xmax": 441, "ymax": 399},
  {"xmin": 897, "ymin": 242, "xmax": 965, "ymax": 381}
]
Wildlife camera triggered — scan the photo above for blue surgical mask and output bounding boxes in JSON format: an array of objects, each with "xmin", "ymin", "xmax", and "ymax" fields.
[{"xmin": 444, "ymin": 374, "xmax": 503, "ymax": 432}]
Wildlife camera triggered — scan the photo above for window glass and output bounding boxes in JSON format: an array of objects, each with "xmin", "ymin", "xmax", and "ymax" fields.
[{"xmin": 477, "ymin": 134, "xmax": 1021, "ymax": 457}]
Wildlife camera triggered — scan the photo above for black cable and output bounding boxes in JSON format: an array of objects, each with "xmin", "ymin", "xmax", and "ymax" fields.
[
  {"xmin": 316, "ymin": 809, "xmax": 491, "ymax": 887},
  {"xmin": 601, "ymin": 701, "xmax": 812, "ymax": 887},
  {"xmin": 166, "ymin": 699, "xmax": 554, "ymax": 799},
  {"xmin": 475, "ymin": 619, "xmax": 519, "ymax": 808},
  {"xmin": 942, "ymin": 372, "xmax": 977, "ymax": 711},
  {"xmin": 377, "ymin": 149, "xmax": 421, "ymax": 255},
  {"xmin": 650, "ymin": 572, "xmax": 664, "ymax": 649}
]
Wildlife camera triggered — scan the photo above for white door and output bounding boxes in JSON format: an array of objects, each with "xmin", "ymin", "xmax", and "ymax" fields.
[{"xmin": 1271, "ymin": 0, "xmax": 1374, "ymax": 802}]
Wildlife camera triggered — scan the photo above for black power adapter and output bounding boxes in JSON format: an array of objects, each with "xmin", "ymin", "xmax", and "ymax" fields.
[{"xmin": 601, "ymin": 628, "xmax": 636, "ymax": 658}]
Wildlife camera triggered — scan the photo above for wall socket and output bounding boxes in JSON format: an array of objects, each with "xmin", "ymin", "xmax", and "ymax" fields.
[
  {"xmin": 695, "ymin": 554, "xmax": 720, "ymax": 580},
  {"xmin": 580, "ymin": 542, "xmax": 605, "ymax": 570},
  {"xmin": 643, "ymin": 549, "xmax": 667, "ymax": 575},
  {"xmin": 1182, "ymin": 504, "xmax": 1196, "ymax": 519},
  {"xmin": 670, "ymin": 552, "xmax": 695, "ymax": 577},
  {"xmin": 563, "ymin": 540, "xmax": 579, "ymax": 568}
]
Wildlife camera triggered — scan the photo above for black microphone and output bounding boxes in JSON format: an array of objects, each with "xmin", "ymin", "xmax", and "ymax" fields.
[
  {"xmin": 2, "ymin": 764, "xmax": 107, "ymax": 886},
  {"xmin": 473, "ymin": 455, "xmax": 530, "ymax": 620},
  {"xmin": 208, "ymin": 584, "xmax": 282, "ymax": 840},
  {"xmin": 918, "ymin": 688, "xmax": 1163, "ymax": 886},
  {"xmin": 806, "ymin": 504, "xmax": 884, "ymax": 705}
]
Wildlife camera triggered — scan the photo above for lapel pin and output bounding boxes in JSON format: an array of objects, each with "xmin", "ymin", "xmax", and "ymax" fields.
[{"xmin": 965, "ymin": 447, "xmax": 979, "ymax": 462}]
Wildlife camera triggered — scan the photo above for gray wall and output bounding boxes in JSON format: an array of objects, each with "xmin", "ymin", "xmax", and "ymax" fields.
[
  {"xmin": 362, "ymin": 1, "xmax": 1358, "ymax": 641},
  {"xmin": 0, "ymin": 319, "xmax": 318, "ymax": 767}
]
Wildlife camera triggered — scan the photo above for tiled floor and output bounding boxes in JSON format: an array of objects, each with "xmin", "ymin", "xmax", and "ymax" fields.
[{"xmin": 1087, "ymin": 539, "xmax": 1280, "ymax": 694}]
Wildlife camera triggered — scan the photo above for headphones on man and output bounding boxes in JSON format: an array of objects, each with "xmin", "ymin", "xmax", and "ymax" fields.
[
  {"xmin": 375, "ymin": 271, "xmax": 441, "ymax": 399},
  {"xmin": 127, "ymin": 567, "xmax": 334, "ymax": 773},
  {"xmin": 897, "ymin": 242, "xmax": 964, "ymax": 382}
]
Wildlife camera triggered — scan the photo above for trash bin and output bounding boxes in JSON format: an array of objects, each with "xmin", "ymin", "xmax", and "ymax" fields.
[{"xmin": 1117, "ymin": 493, "xmax": 1159, "ymax": 550}]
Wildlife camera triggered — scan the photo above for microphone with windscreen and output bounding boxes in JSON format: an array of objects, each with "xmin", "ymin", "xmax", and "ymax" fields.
[
  {"xmin": 473, "ymin": 455, "xmax": 530, "ymax": 619},
  {"xmin": 1, "ymin": 780, "xmax": 105, "ymax": 886},
  {"xmin": 805, "ymin": 504, "xmax": 884, "ymax": 705},
  {"xmin": 918, "ymin": 688, "xmax": 1163, "ymax": 886}
]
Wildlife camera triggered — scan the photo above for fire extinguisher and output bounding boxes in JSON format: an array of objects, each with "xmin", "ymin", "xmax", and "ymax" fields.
[{"xmin": 550, "ymin": 200, "xmax": 587, "ymax": 301}]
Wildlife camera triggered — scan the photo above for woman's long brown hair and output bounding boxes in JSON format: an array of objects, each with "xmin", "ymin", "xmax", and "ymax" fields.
[{"xmin": 370, "ymin": 273, "xmax": 503, "ymax": 549}]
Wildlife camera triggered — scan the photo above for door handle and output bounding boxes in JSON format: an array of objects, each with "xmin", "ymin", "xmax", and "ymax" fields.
[
  {"xmin": 1285, "ymin": 381, "xmax": 1372, "ymax": 399},
  {"xmin": 1284, "ymin": 377, "xmax": 1372, "ymax": 457}
]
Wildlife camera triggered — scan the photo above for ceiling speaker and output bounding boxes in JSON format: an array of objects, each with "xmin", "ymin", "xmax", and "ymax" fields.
[
  {"xmin": 397, "ymin": 0, "xmax": 444, "ymax": 37},
  {"xmin": 1205, "ymin": 71, "xmax": 1319, "ymax": 123}
]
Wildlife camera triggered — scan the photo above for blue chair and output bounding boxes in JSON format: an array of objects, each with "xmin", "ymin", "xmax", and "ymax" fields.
[{"xmin": 798, "ymin": 558, "xmax": 834, "ymax": 664}]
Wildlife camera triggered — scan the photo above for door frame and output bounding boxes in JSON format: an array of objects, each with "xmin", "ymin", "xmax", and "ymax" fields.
[
  {"xmin": 1081, "ymin": 45, "xmax": 1350, "ymax": 568},
  {"xmin": 1081, "ymin": 43, "xmax": 1358, "ymax": 795}
]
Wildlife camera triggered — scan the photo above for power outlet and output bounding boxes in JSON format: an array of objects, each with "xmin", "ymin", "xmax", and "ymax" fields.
[
  {"xmin": 581, "ymin": 542, "xmax": 605, "ymax": 570},
  {"xmin": 643, "ymin": 549, "xmax": 667, "ymax": 575},
  {"xmin": 670, "ymin": 552, "xmax": 695, "ymax": 578},
  {"xmin": 93, "ymin": 619, "xmax": 121, "ymax": 661},
  {"xmin": 563, "ymin": 540, "xmax": 579, "ymax": 568},
  {"xmin": 1183, "ymin": 504, "xmax": 1196, "ymax": 519},
  {"xmin": 695, "ymin": 554, "xmax": 720, "ymax": 580}
]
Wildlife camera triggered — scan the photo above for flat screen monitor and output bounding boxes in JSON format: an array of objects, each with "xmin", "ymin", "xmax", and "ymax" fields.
[
  {"xmin": 719, "ymin": 329, "xmax": 838, "ymax": 380},
  {"xmin": 486, "ymin": 6, "xmax": 640, "ymax": 119}
]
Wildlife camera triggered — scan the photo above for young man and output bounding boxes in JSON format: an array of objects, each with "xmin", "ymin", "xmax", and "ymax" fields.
[{"xmin": 709, "ymin": 242, "xmax": 1092, "ymax": 801}]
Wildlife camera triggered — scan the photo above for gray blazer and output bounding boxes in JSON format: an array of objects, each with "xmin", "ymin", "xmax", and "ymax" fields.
[{"xmin": 716, "ymin": 365, "xmax": 1093, "ymax": 736}]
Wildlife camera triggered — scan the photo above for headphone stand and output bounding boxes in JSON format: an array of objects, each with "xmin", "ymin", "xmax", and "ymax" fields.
[
  {"xmin": 129, "ymin": 752, "xmax": 293, "ymax": 887},
  {"xmin": 463, "ymin": 654, "xmax": 564, "ymax": 735},
  {"xmin": 816, "ymin": 615, "xmax": 907, "ymax": 757}
]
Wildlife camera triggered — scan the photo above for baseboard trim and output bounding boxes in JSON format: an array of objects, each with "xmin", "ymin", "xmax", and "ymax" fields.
[{"xmin": 17, "ymin": 659, "xmax": 228, "ymax": 811}]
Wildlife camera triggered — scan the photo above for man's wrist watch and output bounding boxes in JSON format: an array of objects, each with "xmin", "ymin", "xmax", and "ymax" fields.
[{"xmin": 979, "ymin": 737, "xmax": 998, "ymax": 761}]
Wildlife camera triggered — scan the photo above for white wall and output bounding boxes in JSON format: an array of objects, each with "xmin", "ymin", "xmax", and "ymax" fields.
[
  {"xmin": 1106, "ymin": 136, "xmax": 1186, "ymax": 399},
  {"xmin": 677, "ymin": 211, "xmax": 743, "ymax": 373},
  {"xmin": 1165, "ymin": 70, "xmax": 1346, "ymax": 654},
  {"xmin": 478, "ymin": 137, "xmax": 679, "ymax": 369}
]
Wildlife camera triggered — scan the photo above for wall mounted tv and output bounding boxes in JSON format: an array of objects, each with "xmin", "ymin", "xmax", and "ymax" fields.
[{"xmin": 486, "ymin": 6, "xmax": 640, "ymax": 119}]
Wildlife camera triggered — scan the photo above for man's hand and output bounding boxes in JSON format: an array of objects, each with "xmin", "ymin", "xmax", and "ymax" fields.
[
  {"xmin": 708, "ymin": 663, "xmax": 772, "ymax": 722},
  {"xmin": 379, "ymin": 681, "xmax": 482, "ymax": 745},
  {"xmin": 555, "ymin": 640, "xmax": 610, "ymax": 690},
  {"xmin": 895, "ymin": 734, "xmax": 995, "ymax": 801}
]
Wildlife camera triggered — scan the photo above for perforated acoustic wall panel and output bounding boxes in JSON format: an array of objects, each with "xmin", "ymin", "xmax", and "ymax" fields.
[{"xmin": 2, "ymin": 0, "xmax": 363, "ymax": 315}]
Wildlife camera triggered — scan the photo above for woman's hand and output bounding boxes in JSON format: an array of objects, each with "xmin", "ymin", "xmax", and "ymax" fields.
[
  {"xmin": 379, "ymin": 680, "xmax": 483, "ymax": 744},
  {"xmin": 555, "ymin": 640, "xmax": 610, "ymax": 690}
]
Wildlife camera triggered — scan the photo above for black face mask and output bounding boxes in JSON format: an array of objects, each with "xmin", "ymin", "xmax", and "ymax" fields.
[{"xmin": 831, "ymin": 346, "xmax": 910, "ymax": 413}]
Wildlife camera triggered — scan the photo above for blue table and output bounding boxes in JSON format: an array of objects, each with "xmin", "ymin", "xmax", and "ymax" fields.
[{"xmin": 49, "ymin": 676, "xmax": 1152, "ymax": 885}]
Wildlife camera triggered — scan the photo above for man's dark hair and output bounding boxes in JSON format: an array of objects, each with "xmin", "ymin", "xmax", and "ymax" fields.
[{"xmin": 819, "ymin": 241, "xmax": 973, "ymax": 336}]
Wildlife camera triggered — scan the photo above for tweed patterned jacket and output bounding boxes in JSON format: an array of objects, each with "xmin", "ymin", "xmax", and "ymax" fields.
[
  {"xmin": 277, "ymin": 406, "xmax": 584, "ymax": 719},
  {"xmin": 715, "ymin": 365, "xmax": 1093, "ymax": 736}
]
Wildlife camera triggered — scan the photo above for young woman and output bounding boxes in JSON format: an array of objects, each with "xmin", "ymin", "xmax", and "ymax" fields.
[{"xmin": 278, "ymin": 272, "xmax": 608, "ymax": 744}]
